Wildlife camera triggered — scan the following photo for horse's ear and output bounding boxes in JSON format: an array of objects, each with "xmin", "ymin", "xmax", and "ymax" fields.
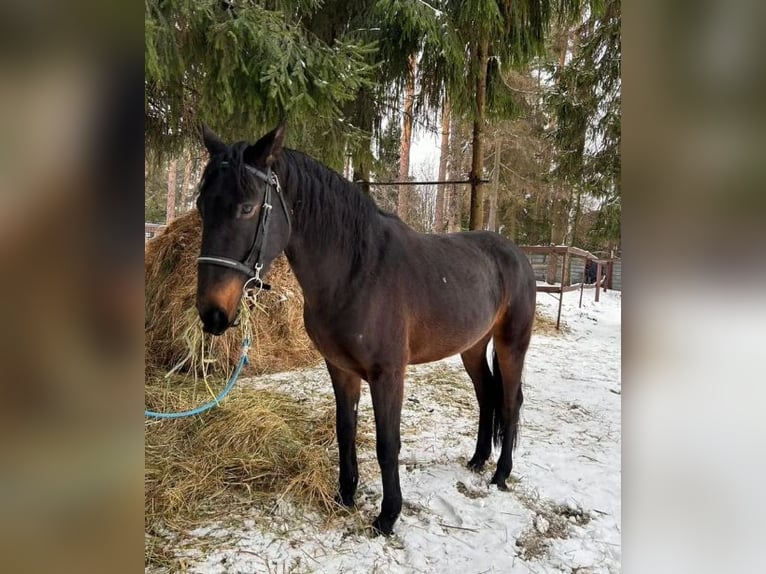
[
  {"xmin": 200, "ymin": 123, "xmax": 227, "ymax": 156},
  {"xmin": 244, "ymin": 122, "xmax": 286, "ymax": 167},
  {"xmin": 269, "ymin": 121, "xmax": 287, "ymax": 162}
]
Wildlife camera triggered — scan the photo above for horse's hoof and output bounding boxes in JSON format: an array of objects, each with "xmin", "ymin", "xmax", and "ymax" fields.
[
  {"xmin": 334, "ymin": 492, "xmax": 356, "ymax": 508},
  {"xmin": 371, "ymin": 515, "xmax": 395, "ymax": 537},
  {"xmin": 467, "ymin": 458, "xmax": 486, "ymax": 472},
  {"xmin": 490, "ymin": 473, "xmax": 509, "ymax": 491}
]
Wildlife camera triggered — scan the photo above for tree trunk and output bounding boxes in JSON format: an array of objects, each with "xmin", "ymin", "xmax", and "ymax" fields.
[
  {"xmin": 353, "ymin": 164, "xmax": 371, "ymax": 194},
  {"xmin": 354, "ymin": 124, "xmax": 372, "ymax": 192},
  {"xmin": 166, "ymin": 158, "xmax": 177, "ymax": 224},
  {"xmin": 469, "ymin": 37, "xmax": 489, "ymax": 230},
  {"xmin": 433, "ymin": 95, "xmax": 451, "ymax": 232},
  {"xmin": 487, "ymin": 134, "xmax": 501, "ymax": 232},
  {"xmin": 398, "ymin": 53, "xmax": 417, "ymax": 223},
  {"xmin": 508, "ymin": 197, "xmax": 518, "ymax": 240},
  {"xmin": 343, "ymin": 149, "xmax": 353, "ymax": 180},
  {"xmin": 569, "ymin": 187, "xmax": 583, "ymax": 246},
  {"xmin": 546, "ymin": 188, "xmax": 569, "ymax": 284},
  {"xmin": 180, "ymin": 150, "xmax": 193, "ymax": 213},
  {"xmin": 446, "ymin": 184, "xmax": 461, "ymax": 232},
  {"xmin": 445, "ymin": 107, "xmax": 466, "ymax": 233},
  {"xmin": 563, "ymin": 186, "xmax": 576, "ymax": 285},
  {"xmin": 353, "ymin": 95, "xmax": 374, "ymax": 195}
]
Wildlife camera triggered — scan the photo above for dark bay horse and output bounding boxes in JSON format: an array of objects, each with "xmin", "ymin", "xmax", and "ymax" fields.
[{"xmin": 195, "ymin": 123, "xmax": 537, "ymax": 535}]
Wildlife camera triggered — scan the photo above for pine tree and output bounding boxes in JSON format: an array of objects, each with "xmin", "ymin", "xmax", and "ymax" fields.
[{"xmin": 145, "ymin": 0, "xmax": 377, "ymax": 166}]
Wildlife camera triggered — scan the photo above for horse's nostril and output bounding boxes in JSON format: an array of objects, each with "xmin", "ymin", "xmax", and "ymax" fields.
[{"xmin": 202, "ymin": 307, "xmax": 229, "ymax": 335}]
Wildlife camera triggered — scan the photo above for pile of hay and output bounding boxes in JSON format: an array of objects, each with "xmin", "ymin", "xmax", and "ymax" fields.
[
  {"xmin": 145, "ymin": 370, "xmax": 343, "ymax": 568},
  {"xmin": 145, "ymin": 373, "xmax": 339, "ymax": 529},
  {"xmin": 145, "ymin": 211, "xmax": 321, "ymax": 376}
]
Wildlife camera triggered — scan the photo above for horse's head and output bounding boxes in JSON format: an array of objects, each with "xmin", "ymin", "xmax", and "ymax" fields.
[{"xmin": 195, "ymin": 123, "xmax": 291, "ymax": 335}]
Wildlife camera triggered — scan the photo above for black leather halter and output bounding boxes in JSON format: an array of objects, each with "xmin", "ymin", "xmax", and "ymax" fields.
[{"xmin": 197, "ymin": 165, "xmax": 291, "ymax": 291}]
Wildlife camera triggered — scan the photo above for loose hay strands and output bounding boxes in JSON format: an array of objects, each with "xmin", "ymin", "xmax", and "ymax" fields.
[
  {"xmin": 534, "ymin": 312, "xmax": 555, "ymax": 335},
  {"xmin": 533, "ymin": 310, "xmax": 566, "ymax": 335}
]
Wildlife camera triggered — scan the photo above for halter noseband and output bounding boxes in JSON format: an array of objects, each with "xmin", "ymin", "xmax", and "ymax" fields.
[{"xmin": 197, "ymin": 164, "xmax": 291, "ymax": 291}]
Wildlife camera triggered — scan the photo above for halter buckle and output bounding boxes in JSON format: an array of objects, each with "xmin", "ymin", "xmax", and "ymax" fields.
[{"xmin": 270, "ymin": 172, "xmax": 282, "ymax": 193}]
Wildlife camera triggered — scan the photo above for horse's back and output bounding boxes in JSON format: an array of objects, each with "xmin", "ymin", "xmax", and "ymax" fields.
[{"xmin": 416, "ymin": 229, "xmax": 535, "ymax": 297}]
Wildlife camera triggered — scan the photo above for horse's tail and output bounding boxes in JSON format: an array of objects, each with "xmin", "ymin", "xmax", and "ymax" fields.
[
  {"xmin": 491, "ymin": 349, "xmax": 523, "ymax": 450},
  {"xmin": 491, "ymin": 350, "xmax": 505, "ymax": 449}
]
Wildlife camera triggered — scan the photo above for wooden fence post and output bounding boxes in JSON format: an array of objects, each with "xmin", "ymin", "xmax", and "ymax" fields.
[
  {"xmin": 557, "ymin": 249, "xmax": 569, "ymax": 329},
  {"xmin": 595, "ymin": 262, "xmax": 602, "ymax": 302}
]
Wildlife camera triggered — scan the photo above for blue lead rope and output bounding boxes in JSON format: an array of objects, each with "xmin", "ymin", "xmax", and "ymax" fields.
[{"xmin": 145, "ymin": 339, "xmax": 251, "ymax": 419}]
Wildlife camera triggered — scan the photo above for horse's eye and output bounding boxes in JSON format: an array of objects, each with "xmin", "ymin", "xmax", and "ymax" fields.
[{"xmin": 240, "ymin": 204, "xmax": 255, "ymax": 216}]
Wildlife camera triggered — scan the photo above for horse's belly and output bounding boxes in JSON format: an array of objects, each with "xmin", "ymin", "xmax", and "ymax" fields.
[
  {"xmin": 409, "ymin": 344, "xmax": 465, "ymax": 364},
  {"xmin": 407, "ymin": 316, "xmax": 494, "ymax": 364},
  {"xmin": 404, "ymin": 267, "xmax": 503, "ymax": 364}
]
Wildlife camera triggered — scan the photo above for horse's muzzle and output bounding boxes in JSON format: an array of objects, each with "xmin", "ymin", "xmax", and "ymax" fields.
[{"xmin": 200, "ymin": 307, "xmax": 230, "ymax": 336}]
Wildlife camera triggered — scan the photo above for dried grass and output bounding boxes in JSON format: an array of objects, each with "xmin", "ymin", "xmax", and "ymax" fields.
[
  {"xmin": 533, "ymin": 310, "xmax": 566, "ymax": 335},
  {"xmin": 513, "ymin": 485, "xmax": 593, "ymax": 561}
]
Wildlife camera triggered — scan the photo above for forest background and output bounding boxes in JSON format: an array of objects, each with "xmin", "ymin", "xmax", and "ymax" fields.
[{"xmin": 145, "ymin": 0, "xmax": 621, "ymax": 256}]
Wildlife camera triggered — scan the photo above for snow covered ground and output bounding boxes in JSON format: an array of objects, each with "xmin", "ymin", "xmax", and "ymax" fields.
[{"xmin": 174, "ymin": 288, "xmax": 621, "ymax": 573}]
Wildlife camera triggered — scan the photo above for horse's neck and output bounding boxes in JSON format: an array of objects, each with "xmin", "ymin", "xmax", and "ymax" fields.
[{"xmin": 279, "ymin": 152, "xmax": 379, "ymax": 309}]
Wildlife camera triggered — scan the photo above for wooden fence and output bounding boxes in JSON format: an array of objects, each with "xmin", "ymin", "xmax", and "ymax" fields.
[{"xmin": 521, "ymin": 245, "xmax": 620, "ymax": 330}]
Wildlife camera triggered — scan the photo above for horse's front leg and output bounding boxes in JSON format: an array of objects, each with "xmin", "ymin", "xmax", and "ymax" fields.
[
  {"xmin": 327, "ymin": 361, "xmax": 362, "ymax": 507},
  {"xmin": 368, "ymin": 366, "xmax": 404, "ymax": 536}
]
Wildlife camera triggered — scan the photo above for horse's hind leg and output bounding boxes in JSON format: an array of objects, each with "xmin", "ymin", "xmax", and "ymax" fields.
[
  {"xmin": 326, "ymin": 360, "xmax": 362, "ymax": 507},
  {"xmin": 461, "ymin": 334, "xmax": 494, "ymax": 471},
  {"xmin": 491, "ymin": 309, "xmax": 534, "ymax": 490}
]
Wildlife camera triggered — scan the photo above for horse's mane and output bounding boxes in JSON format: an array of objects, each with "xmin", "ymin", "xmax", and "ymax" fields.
[{"xmin": 278, "ymin": 149, "xmax": 400, "ymax": 263}]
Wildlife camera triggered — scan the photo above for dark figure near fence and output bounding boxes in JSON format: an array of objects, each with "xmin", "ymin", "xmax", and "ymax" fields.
[
  {"xmin": 585, "ymin": 259, "xmax": 598, "ymax": 284},
  {"xmin": 194, "ymin": 123, "xmax": 537, "ymax": 536}
]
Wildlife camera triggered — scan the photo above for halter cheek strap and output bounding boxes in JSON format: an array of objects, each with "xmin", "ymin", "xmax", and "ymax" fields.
[{"xmin": 197, "ymin": 165, "xmax": 291, "ymax": 290}]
